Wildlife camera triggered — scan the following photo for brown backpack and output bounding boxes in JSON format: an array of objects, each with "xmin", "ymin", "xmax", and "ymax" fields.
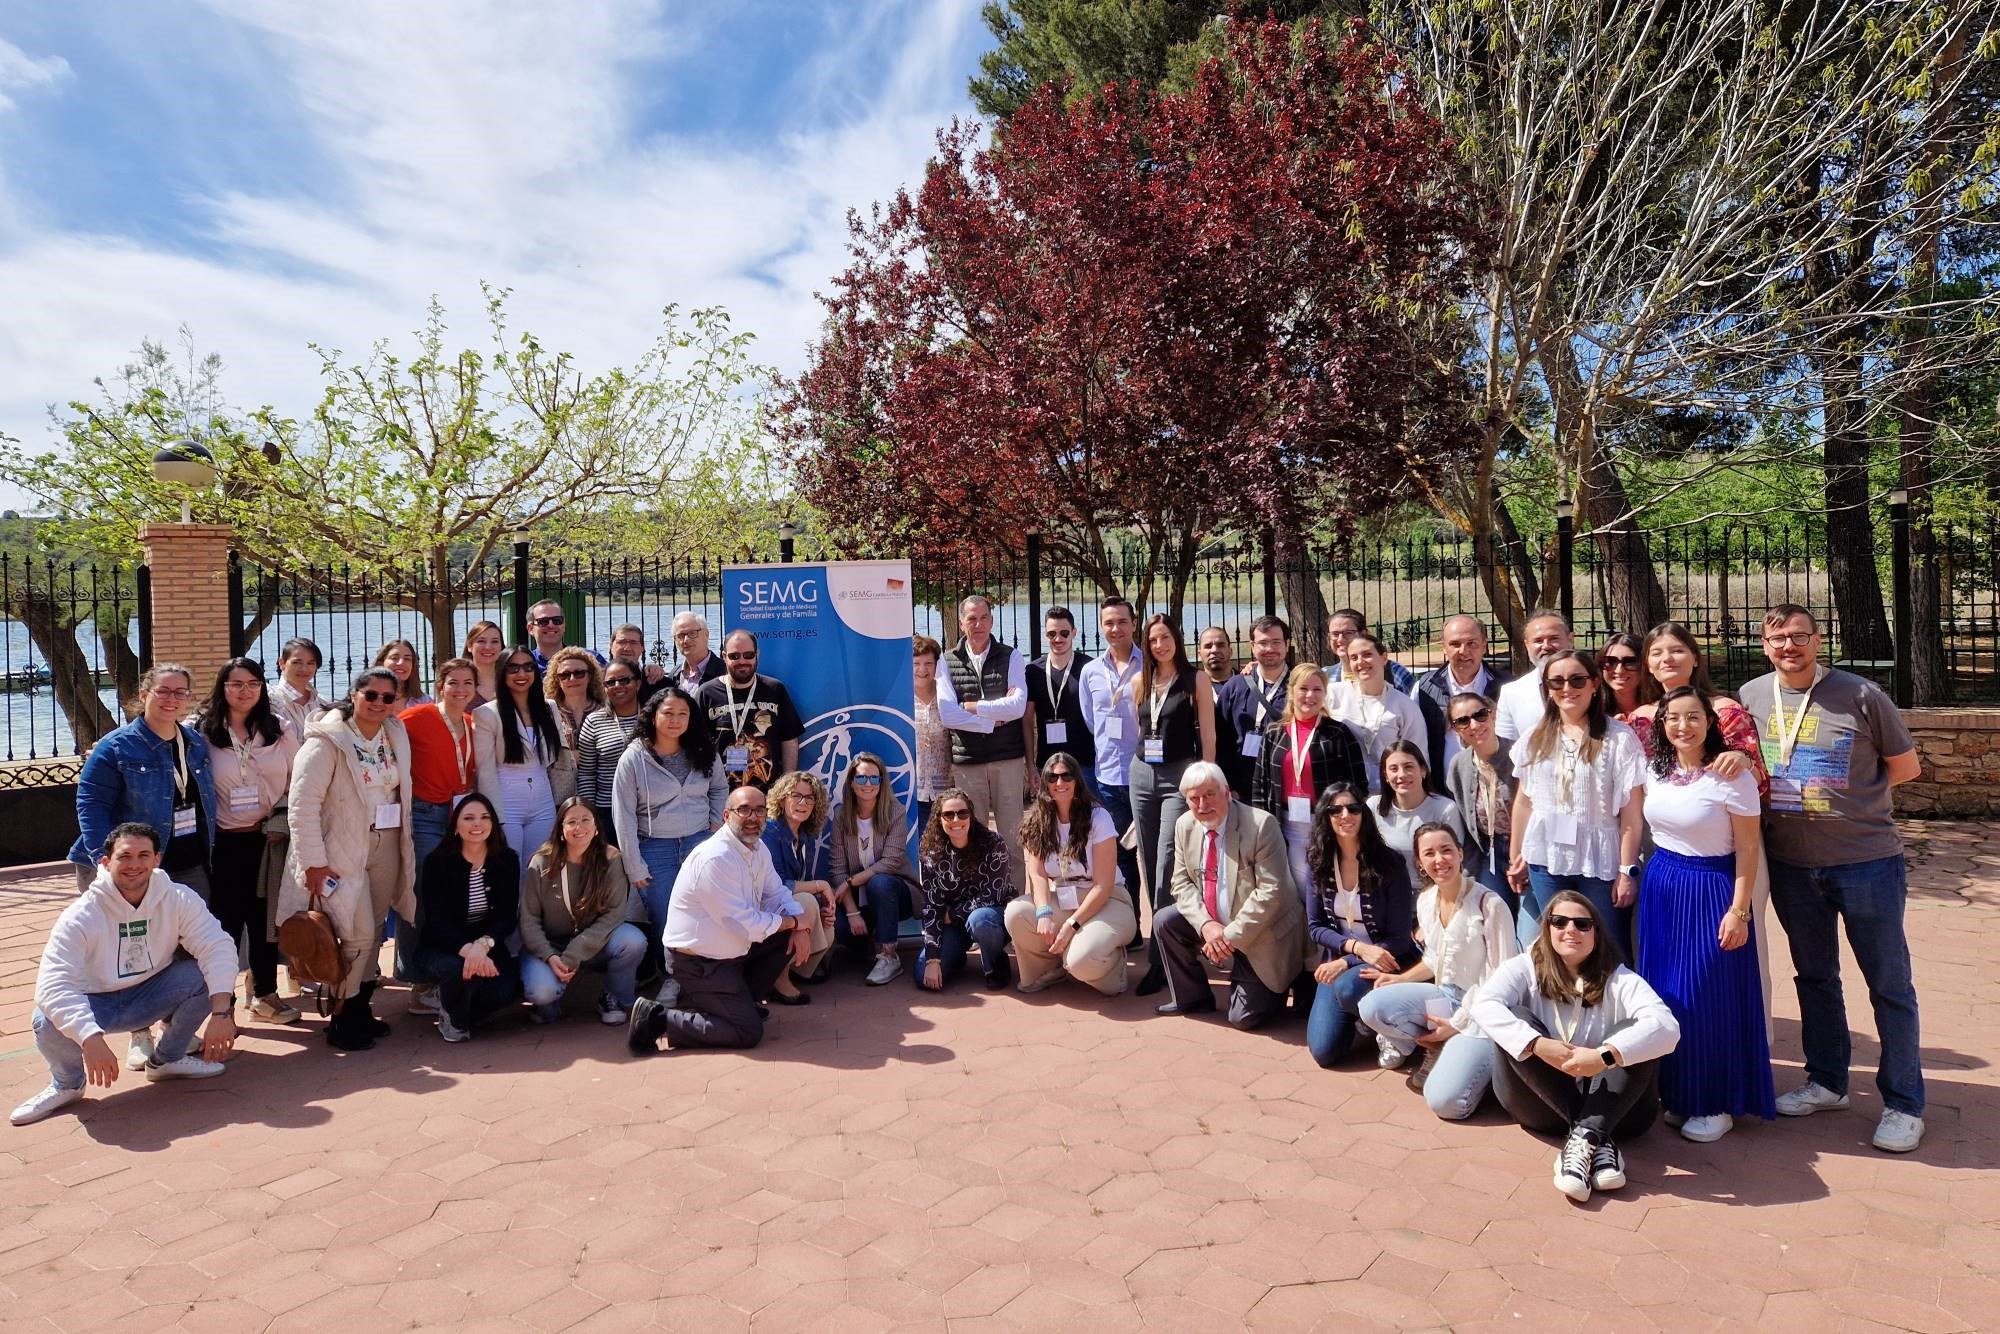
[{"xmin": 279, "ymin": 888, "xmax": 348, "ymax": 1015}]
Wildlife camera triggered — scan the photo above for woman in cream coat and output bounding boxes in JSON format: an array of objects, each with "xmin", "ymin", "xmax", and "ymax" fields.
[{"xmin": 280, "ymin": 668, "xmax": 418, "ymax": 1051}]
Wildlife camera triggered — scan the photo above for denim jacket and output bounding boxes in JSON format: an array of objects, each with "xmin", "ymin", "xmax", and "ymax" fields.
[{"xmin": 68, "ymin": 718, "xmax": 218, "ymax": 867}]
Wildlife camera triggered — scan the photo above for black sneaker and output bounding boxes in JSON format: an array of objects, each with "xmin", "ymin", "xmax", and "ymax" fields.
[
  {"xmin": 1590, "ymin": 1139, "xmax": 1626, "ymax": 1192},
  {"xmin": 626, "ymin": 996, "xmax": 667, "ymax": 1056}
]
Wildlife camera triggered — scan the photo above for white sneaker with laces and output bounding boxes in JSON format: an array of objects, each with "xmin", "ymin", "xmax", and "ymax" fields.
[
  {"xmin": 438, "ymin": 1014, "xmax": 471, "ymax": 1043},
  {"xmin": 1680, "ymin": 1113, "xmax": 1734, "ymax": 1143},
  {"xmin": 124, "ymin": 1028, "xmax": 156, "ymax": 1071},
  {"xmin": 1017, "ymin": 968, "xmax": 1068, "ymax": 994},
  {"xmin": 866, "ymin": 954, "xmax": 903, "ymax": 987},
  {"xmin": 144, "ymin": 1054, "xmax": 225, "ymax": 1082},
  {"xmin": 1872, "ymin": 1109, "xmax": 1924, "ymax": 1154},
  {"xmin": 1775, "ymin": 1081, "xmax": 1850, "ymax": 1117},
  {"xmin": 407, "ymin": 986, "xmax": 442, "ymax": 1016},
  {"xmin": 1589, "ymin": 1139, "xmax": 1626, "ymax": 1191},
  {"xmin": 1376, "ymin": 1033, "xmax": 1408, "ymax": 1070},
  {"xmin": 9, "ymin": 1085, "xmax": 84, "ymax": 1126},
  {"xmin": 1554, "ymin": 1130, "xmax": 1594, "ymax": 1202}
]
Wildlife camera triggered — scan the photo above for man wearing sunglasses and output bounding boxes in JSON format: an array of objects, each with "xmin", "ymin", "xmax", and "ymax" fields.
[
  {"xmin": 697, "ymin": 630, "xmax": 803, "ymax": 791},
  {"xmin": 1024, "ymin": 608, "xmax": 1095, "ymax": 776},
  {"xmin": 1416, "ymin": 614, "xmax": 1503, "ymax": 775},
  {"xmin": 527, "ymin": 601, "xmax": 606, "ymax": 671},
  {"xmin": 1739, "ymin": 604, "xmax": 1926, "ymax": 1153}
]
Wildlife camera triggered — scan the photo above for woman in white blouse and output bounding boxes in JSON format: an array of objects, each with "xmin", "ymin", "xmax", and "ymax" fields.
[
  {"xmin": 1357, "ymin": 822, "xmax": 1517, "ymax": 1118},
  {"xmin": 1468, "ymin": 892, "xmax": 1681, "ymax": 1204},
  {"xmin": 1327, "ymin": 632, "xmax": 1425, "ymax": 794},
  {"xmin": 1373, "ymin": 741, "xmax": 1465, "ymax": 888},
  {"xmin": 1506, "ymin": 649, "xmax": 1646, "ymax": 956},
  {"xmin": 473, "ymin": 647, "xmax": 567, "ymax": 856}
]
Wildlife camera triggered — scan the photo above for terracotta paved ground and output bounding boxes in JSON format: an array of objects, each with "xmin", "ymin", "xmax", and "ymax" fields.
[{"xmin": 2, "ymin": 822, "xmax": 1996, "ymax": 1333}]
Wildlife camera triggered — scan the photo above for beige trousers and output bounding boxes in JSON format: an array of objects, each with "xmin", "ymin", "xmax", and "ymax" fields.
[
  {"xmin": 1004, "ymin": 892, "xmax": 1137, "ymax": 995},
  {"xmin": 952, "ymin": 759, "xmax": 1028, "ymax": 896}
]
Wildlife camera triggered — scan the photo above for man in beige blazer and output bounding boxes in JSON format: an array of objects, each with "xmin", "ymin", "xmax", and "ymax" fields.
[{"xmin": 1153, "ymin": 762, "xmax": 1306, "ymax": 1029}]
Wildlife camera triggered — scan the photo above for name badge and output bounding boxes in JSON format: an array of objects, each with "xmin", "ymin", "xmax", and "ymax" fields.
[
  {"xmin": 1055, "ymin": 883, "xmax": 1080, "ymax": 911},
  {"xmin": 1240, "ymin": 733, "xmax": 1263, "ymax": 759},
  {"xmin": 1141, "ymin": 738, "xmax": 1166, "ymax": 764},
  {"xmin": 725, "ymin": 745, "xmax": 751, "ymax": 770},
  {"xmin": 1045, "ymin": 721, "xmax": 1068, "ymax": 745},
  {"xmin": 172, "ymin": 804, "xmax": 198, "ymax": 837},
  {"xmin": 229, "ymin": 784, "xmax": 261, "ymax": 810},
  {"xmin": 1103, "ymin": 717, "xmax": 1123, "ymax": 740},
  {"xmin": 1545, "ymin": 811, "xmax": 1580, "ymax": 847},
  {"xmin": 373, "ymin": 802, "xmax": 402, "ymax": 830},
  {"xmin": 1287, "ymin": 796, "xmax": 1312, "ymax": 823}
]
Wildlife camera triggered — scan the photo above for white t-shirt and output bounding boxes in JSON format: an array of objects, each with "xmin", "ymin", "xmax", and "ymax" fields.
[
  {"xmin": 1642, "ymin": 768, "xmax": 1760, "ymax": 858},
  {"xmin": 857, "ymin": 817, "xmax": 876, "ymax": 866},
  {"xmin": 1494, "ymin": 672, "xmax": 1545, "ymax": 744},
  {"xmin": 1328, "ymin": 682, "xmax": 1425, "ymax": 792},
  {"xmin": 1041, "ymin": 807, "xmax": 1124, "ymax": 890}
]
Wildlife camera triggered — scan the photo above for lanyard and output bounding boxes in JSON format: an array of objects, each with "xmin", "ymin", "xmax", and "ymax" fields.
[
  {"xmin": 1553, "ymin": 979, "xmax": 1588, "ymax": 1045},
  {"xmin": 437, "ymin": 703, "xmax": 472, "ymax": 788},
  {"xmin": 724, "ymin": 679, "xmax": 758, "ymax": 738},
  {"xmin": 229, "ymin": 724, "xmax": 255, "ymax": 782},
  {"xmin": 170, "ymin": 728, "xmax": 193, "ymax": 802},
  {"xmin": 1772, "ymin": 666, "xmax": 1826, "ymax": 768},
  {"xmin": 1149, "ymin": 676, "xmax": 1172, "ymax": 735},
  {"xmin": 1289, "ymin": 719, "xmax": 1315, "ymax": 788},
  {"xmin": 1253, "ymin": 672, "xmax": 1285, "ymax": 727},
  {"xmin": 1043, "ymin": 659, "xmax": 1071, "ymax": 713}
]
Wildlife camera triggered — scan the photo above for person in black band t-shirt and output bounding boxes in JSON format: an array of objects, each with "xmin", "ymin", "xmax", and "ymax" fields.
[{"xmin": 696, "ymin": 630, "xmax": 804, "ymax": 792}]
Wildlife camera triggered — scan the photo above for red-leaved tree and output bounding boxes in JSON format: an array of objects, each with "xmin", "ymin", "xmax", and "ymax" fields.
[{"xmin": 782, "ymin": 17, "xmax": 1486, "ymax": 622}]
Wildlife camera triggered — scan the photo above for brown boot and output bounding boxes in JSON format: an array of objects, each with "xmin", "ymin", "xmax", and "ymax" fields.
[{"xmin": 1405, "ymin": 1044, "xmax": 1441, "ymax": 1094}]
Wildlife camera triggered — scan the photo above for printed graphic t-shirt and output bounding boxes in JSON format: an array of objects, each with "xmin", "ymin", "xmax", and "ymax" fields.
[{"xmin": 1738, "ymin": 668, "xmax": 1914, "ymax": 868}]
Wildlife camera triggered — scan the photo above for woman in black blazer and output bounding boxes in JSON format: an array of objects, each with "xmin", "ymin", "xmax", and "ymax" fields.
[{"xmin": 416, "ymin": 792, "xmax": 522, "ymax": 1042}]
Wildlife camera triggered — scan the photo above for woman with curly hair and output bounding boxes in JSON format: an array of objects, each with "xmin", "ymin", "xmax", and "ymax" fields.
[{"xmin": 915, "ymin": 787, "xmax": 1013, "ymax": 991}]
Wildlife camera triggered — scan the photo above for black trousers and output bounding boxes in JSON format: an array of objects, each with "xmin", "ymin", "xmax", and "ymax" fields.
[
  {"xmin": 655, "ymin": 934, "xmax": 793, "ymax": 1050},
  {"xmin": 1154, "ymin": 903, "xmax": 1289, "ymax": 1030},
  {"xmin": 417, "ymin": 945, "xmax": 522, "ymax": 1031},
  {"xmin": 210, "ymin": 829, "xmax": 279, "ymax": 997},
  {"xmin": 1491, "ymin": 1017, "xmax": 1662, "ymax": 1140}
]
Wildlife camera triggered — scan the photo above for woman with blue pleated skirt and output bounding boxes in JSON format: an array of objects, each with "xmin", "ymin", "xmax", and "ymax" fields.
[{"xmin": 1636, "ymin": 686, "xmax": 1775, "ymax": 1143}]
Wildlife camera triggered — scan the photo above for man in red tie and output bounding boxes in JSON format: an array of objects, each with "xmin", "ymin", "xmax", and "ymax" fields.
[{"xmin": 1151, "ymin": 762, "xmax": 1308, "ymax": 1029}]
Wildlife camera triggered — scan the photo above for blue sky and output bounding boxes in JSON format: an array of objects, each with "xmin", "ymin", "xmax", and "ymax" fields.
[{"xmin": 0, "ymin": 1, "xmax": 993, "ymax": 457}]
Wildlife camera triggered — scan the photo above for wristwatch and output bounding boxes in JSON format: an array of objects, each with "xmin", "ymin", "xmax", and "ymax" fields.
[
  {"xmin": 1619, "ymin": 863, "xmax": 1641, "ymax": 878},
  {"xmin": 1598, "ymin": 1046, "xmax": 1619, "ymax": 1068}
]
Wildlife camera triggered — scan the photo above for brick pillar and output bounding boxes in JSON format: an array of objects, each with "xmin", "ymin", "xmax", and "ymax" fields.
[{"xmin": 140, "ymin": 523, "xmax": 234, "ymax": 686}]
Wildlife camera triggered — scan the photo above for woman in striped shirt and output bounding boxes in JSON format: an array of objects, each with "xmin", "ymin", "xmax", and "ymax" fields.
[{"xmin": 416, "ymin": 793, "xmax": 522, "ymax": 1043}]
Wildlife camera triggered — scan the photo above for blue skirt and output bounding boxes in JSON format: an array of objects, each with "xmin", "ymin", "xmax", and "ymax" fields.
[{"xmin": 1636, "ymin": 847, "xmax": 1775, "ymax": 1120}]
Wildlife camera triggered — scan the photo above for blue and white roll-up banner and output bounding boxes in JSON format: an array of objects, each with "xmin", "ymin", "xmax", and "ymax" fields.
[{"xmin": 722, "ymin": 560, "xmax": 917, "ymax": 858}]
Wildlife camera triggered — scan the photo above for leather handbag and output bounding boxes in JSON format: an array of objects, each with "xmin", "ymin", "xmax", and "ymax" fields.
[{"xmin": 279, "ymin": 886, "xmax": 348, "ymax": 1015}]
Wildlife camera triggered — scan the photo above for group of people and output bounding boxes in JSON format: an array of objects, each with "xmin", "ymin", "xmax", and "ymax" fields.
[{"xmin": 19, "ymin": 594, "xmax": 1930, "ymax": 1202}]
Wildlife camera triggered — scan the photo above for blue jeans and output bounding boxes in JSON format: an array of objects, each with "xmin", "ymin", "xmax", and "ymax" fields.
[
  {"xmin": 1470, "ymin": 836, "xmax": 1517, "ymax": 920},
  {"xmin": 1356, "ymin": 981, "xmax": 1498, "ymax": 1121},
  {"xmin": 914, "ymin": 905, "xmax": 1010, "ymax": 987},
  {"xmin": 32, "ymin": 958, "xmax": 210, "ymax": 1089},
  {"xmin": 635, "ymin": 833, "xmax": 705, "ymax": 956},
  {"xmin": 1306, "ymin": 964, "xmax": 1377, "ymax": 1068},
  {"xmin": 836, "ymin": 874, "xmax": 914, "ymax": 948},
  {"xmin": 520, "ymin": 923, "xmax": 647, "ymax": 1016},
  {"xmin": 1769, "ymin": 853, "xmax": 1924, "ymax": 1116},
  {"xmin": 1094, "ymin": 781, "xmax": 1145, "ymax": 919},
  {"xmin": 1522, "ymin": 867, "xmax": 1627, "ymax": 959}
]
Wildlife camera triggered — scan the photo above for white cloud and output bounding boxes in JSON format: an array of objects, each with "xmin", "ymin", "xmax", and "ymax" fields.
[
  {"xmin": 0, "ymin": 36, "xmax": 69, "ymax": 111},
  {"xmin": 0, "ymin": 0, "xmax": 986, "ymax": 471}
]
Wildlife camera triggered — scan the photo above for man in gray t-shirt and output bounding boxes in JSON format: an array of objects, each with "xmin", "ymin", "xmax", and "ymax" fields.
[{"xmin": 1738, "ymin": 605, "xmax": 1925, "ymax": 1153}]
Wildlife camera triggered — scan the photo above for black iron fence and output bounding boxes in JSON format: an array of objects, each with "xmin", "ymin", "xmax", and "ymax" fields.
[{"xmin": 4, "ymin": 517, "xmax": 1995, "ymax": 765}]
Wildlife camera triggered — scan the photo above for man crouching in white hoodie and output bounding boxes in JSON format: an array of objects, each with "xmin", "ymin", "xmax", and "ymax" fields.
[{"xmin": 13, "ymin": 822, "xmax": 241, "ymax": 1127}]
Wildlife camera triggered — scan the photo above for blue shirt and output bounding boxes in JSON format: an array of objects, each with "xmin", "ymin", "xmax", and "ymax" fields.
[{"xmin": 1077, "ymin": 647, "xmax": 1143, "ymax": 788}]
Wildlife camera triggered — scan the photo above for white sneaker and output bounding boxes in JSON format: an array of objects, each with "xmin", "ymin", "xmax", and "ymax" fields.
[
  {"xmin": 1872, "ymin": 1109, "xmax": 1925, "ymax": 1154},
  {"xmin": 1775, "ymin": 1081, "xmax": 1850, "ymax": 1117},
  {"xmin": 124, "ymin": 1028, "xmax": 156, "ymax": 1071},
  {"xmin": 1554, "ymin": 1130, "xmax": 1594, "ymax": 1202},
  {"xmin": 1376, "ymin": 1033, "xmax": 1409, "ymax": 1070},
  {"xmin": 1680, "ymin": 1113, "xmax": 1734, "ymax": 1143},
  {"xmin": 1017, "ymin": 967, "xmax": 1068, "ymax": 994},
  {"xmin": 597, "ymin": 995, "xmax": 628, "ymax": 1026},
  {"xmin": 866, "ymin": 954, "xmax": 903, "ymax": 987},
  {"xmin": 437, "ymin": 1015, "xmax": 471, "ymax": 1043},
  {"xmin": 144, "ymin": 1054, "xmax": 225, "ymax": 1082},
  {"xmin": 407, "ymin": 986, "xmax": 442, "ymax": 1016},
  {"xmin": 9, "ymin": 1085, "xmax": 84, "ymax": 1126}
]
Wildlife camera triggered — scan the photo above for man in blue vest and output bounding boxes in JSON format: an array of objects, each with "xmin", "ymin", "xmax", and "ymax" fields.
[{"xmin": 935, "ymin": 595, "xmax": 1029, "ymax": 894}]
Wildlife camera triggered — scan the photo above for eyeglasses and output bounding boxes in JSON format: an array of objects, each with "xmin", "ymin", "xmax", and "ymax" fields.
[
  {"xmin": 1599, "ymin": 655, "xmax": 1639, "ymax": 671},
  {"xmin": 1045, "ymin": 772, "xmax": 1076, "ymax": 784},
  {"xmin": 556, "ymin": 668, "xmax": 590, "ymax": 681},
  {"xmin": 673, "ymin": 627, "xmax": 701, "ymax": 639},
  {"xmin": 356, "ymin": 690, "xmax": 398, "ymax": 705},
  {"xmin": 939, "ymin": 809, "xmax": 973, "ymax": 821},
  {"xmin": 1448, "ymin": 707, "xmax": 1492, "ymax": 729},
  {"xmin": 851, "ymin": 774, "xmax": 882, "ymax": 787},
  {"xmin": 1545, "ymin": 674, "xmax": 1593, "ymax": 691},
  {"xmin": 1547, "ymin": 914, "xmax": 1597, "ymax": 932},
  {"xmin": 531, "ymin": 615, "xmax": 565, "ymax": 627},
  {"xmin": 504, "ymin": 662, "xmax": 537, "ymax": 675},
  {"xmin": 148, "ymin": 687, "xmax": 192, "ymax": 700},
  {"xmin": 724, "ymin": 652, "xmax": 757, "ymax": 663},
  {"xmin": 223, "ymin": 679, "xmax": 264, "ymax": 690},
  {"xmin": 1329, "ymin": 803, "xmax": 1364, "ymax": 816},
  {"xmin": 1763, "ymin": 631, "xmax": 1815, "ymax": 647},
  {"xmin": 729, "ymin": 804, "xmax": 767, "ymax": 816}
]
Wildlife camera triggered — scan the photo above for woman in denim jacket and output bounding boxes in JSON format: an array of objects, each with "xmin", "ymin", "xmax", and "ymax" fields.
[{"xmin": 70, "ymin": 663, "xmax": 218, "ymax": 900}]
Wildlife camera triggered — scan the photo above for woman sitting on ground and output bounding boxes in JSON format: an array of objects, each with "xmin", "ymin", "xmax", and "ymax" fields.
[
  {"xmin": 1302, "ymin": 782, "xmax": 1420, "ymax": 1070},
  {"xmin": 915, "ymin": 787, "xmax": 1014, "ymax": 992},
  {"xmin": 761, "ymin": 771, "xmax": 838, "ymax": 1003},
  {"xmin": 828, "ymin": 752, "xmax": 920, "ymax": 987},
  {"xmin": 519, "ymin": 798, "xmax": 645, "ymax": 1027},
  {"xmin": 415, "ymin": 793, "xmax": 522, "ymax": 1043}
]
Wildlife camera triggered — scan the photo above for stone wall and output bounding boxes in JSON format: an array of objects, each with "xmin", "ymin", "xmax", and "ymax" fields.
[{"xmin": 1895, "ymin": 708, "xmax": 2000, "ymax": 819}]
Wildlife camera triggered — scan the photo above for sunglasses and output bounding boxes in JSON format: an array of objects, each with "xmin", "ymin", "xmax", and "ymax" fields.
[
  {"xmin": 504, "ymin": 662, "xmax": 537, "ymax": 675},
  {"xmin": 1329, "ymin": 803, "xmax": 1364, "ymax": 816},
  {"xmin": 605, "ymin": 676, "xmax": 637, "ymax": 688},
  {"xmin": 1448, "ymin": 707, "xmax": 1492, "ymax": 729},
  {"xmin": 1547, "ymin": 914, "xmax": 1597, "ymax": 932},
  {"xmin": 1045, "ymin": 772, "xmax": 1076, "ymax": 784},
  {"xmin": 531, "ymin": 615, "xmax": 565, "ymax": 627},
  {"xmin": 724, "ymin": 652, "xmax": 757, "ymax": 663},
  {"xmin": 851, "ymin": 774, "xmax": 882, "ymax": 787},
  {"xmin": 356, "ymin": 690, "xmax": 398, "ymax": 705},
  {"xmin": 1544, "ymin": 674, "xmax": 1593, "ymax": 691},
  {"xmin": 1599, "ymin": 655, "xmax": 1639, "ymax": 670},
  {"xmin": 939, "ymin": 809, "xmax": 973, "ymax": 821},
  {"xmin": 1046, "ymin": 629, "xmax": 1073, "ymax": 639}
]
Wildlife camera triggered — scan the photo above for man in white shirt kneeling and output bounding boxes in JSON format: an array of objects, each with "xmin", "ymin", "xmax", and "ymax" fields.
[
  {"xmin": 14, "ymin": 822, "xmax": 240, "ymax": 1126},
  {"xmin": 627, "ymin": 787, "xmax": 823, "ymax": 1054}
]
